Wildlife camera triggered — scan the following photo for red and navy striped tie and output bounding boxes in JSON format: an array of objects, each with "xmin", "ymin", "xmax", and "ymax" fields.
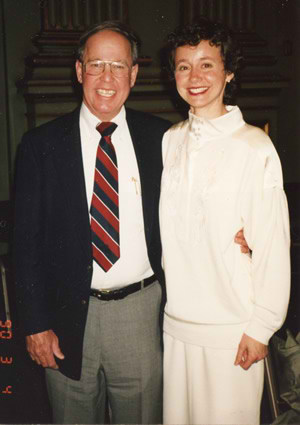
[{"xmin": 90, "ymin": 121, "xmax": 119, "ymax": 272}]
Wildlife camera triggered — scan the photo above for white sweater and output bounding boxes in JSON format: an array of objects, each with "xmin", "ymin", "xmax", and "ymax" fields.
[{"xmin": 159, "ymin": 106, "xmax": 290, "ymax": 348}]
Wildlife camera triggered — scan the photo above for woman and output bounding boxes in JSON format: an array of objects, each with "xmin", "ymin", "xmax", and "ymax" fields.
[{"xmin": 159, "ymin": 18, "xmax": 290, "ymax": 425}]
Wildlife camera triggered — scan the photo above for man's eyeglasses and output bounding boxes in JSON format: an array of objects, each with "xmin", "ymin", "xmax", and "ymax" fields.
[{"xmin": 82, "ymin": 60, "xmax": 131, "ymax": 77}]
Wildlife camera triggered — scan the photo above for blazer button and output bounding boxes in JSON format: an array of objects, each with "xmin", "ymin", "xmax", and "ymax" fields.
[{"xmin": 81, "ymin": 299, "xmax": 87, "ymax": 305}]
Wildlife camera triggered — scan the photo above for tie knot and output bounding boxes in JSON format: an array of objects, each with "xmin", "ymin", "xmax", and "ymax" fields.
[{"xmin": 97, "ymin": 122, "xmax": 117, "ymax": 137}]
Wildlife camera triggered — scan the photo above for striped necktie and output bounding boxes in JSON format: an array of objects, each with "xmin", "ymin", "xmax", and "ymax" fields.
[{"xmin": 90, "ymin": 121, "xmax": 119, "ymax": 272}]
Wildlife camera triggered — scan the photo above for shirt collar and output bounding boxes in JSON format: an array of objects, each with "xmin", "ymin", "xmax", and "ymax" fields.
[{"xmin": 80, "ymin": 103, "xmax": 127, "ymax": 135}]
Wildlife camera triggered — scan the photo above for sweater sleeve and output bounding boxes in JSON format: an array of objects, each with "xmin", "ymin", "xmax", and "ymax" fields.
[{"xmin": 241, "ymin": 142, "xmax": 291, "ymax": 345}]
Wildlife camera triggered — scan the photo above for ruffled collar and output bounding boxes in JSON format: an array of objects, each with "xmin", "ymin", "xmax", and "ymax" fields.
[{"xmin": 188, "ymin": 105, "xmax": 245, "ymax": 144}]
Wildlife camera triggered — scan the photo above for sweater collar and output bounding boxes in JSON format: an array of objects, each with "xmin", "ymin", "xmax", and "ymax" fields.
[{"xmin": 188, "ymin": 105, "xmax": 245, "ymax": 144}]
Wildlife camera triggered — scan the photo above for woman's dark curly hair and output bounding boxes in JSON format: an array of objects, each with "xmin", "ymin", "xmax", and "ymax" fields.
[{"xmin": 166, "ymin": 17, "xmax": 243, "ymax": 104}]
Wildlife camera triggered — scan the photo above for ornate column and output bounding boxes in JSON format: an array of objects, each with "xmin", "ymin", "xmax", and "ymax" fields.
[
  {"xmin": 44, "ymin": 0, "xmax": 127, "ymax": 29},
  {"xmin": 31, "ymin": 0, "xmax": 129, "ymax": 65},
  {"xmin": 182, "ymin": 0, "xmax": 255, "ymax": 30}
]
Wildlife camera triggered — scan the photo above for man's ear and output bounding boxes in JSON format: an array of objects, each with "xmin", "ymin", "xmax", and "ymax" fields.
[
  {"xmin": 130, "ymin": 64, "xmax": 139, "ymax": 88},
  {"xmin": 75, "ymin": 60, "xmax": 83, "ymax": 84}
]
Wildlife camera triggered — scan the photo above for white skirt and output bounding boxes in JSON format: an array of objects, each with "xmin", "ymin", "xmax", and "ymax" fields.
[{"xmin": 163, "ymin": 332, "xmax": 264, "ymax": 425}]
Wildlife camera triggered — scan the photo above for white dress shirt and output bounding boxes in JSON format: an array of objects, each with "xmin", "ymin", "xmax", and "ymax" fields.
[{"xmin": 80, "ymin": 103, "xmax": 153, "ymax": 290}]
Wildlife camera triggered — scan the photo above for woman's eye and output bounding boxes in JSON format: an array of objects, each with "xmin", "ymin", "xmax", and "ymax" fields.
[
  {"xmin": 177, "ymin": 65, "xmax": 190, "ymax": 71},
  {"xmin": 202, "ymin": 63, "xmax": 213, "ymax": 69}
]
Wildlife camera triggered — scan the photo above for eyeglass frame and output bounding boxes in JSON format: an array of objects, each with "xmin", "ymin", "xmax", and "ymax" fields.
[{"xmin": 80, "ymin": 59, "xmax": 132, "ymax": 77}]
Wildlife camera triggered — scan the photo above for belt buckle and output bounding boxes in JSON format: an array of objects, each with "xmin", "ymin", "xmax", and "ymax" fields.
[
  {"xmin": 101, "ymin": 289, "xmax": 111, "ymax": 294},
  {"xmin": 96, "ymin": 289, "xmax": 111, "ymax": 300}
]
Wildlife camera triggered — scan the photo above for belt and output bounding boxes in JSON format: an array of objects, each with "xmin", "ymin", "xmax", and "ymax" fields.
[{"xmin": 90, "ymin": 275, "xmax": 157, "ymax": 301}]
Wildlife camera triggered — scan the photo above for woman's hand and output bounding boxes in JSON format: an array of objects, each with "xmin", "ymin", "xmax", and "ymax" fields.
[
  {"xmin": 234, "ymin": 333, "xmax": 268, "ymax": 370},
  {"xmin": 235, "ymin": 228, "xmax": 250, "ymax": 254}
]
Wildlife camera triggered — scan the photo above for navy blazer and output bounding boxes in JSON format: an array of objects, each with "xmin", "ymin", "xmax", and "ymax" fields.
[{"xmin": 14, "ymin": 107, "xmax": 171, "ymax": 379}]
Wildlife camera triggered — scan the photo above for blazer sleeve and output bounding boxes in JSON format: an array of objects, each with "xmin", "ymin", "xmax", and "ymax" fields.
[{"xmin": 14, "ymin": 135, "xmax": 54, "ymax": 335}]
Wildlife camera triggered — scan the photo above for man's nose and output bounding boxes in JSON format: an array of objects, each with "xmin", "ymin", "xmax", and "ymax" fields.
[{"xmin": 100, "ymin": 63, "xmax": 113, "ymax": 80}]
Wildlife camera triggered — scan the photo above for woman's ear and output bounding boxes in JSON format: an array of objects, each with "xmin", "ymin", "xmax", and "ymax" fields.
[{"xmin": 226, "ymin": 73, "xmax": 234, "ymax": 83}]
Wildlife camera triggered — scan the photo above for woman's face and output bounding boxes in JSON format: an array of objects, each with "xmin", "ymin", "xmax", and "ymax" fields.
[{"xmin": 174, "ymin": 40, "xmax": 233, "ymax": 119}]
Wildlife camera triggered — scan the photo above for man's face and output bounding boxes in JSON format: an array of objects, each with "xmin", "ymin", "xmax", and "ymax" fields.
[{"xmin": 76, "ymin": 30, "xmax": 138, "ymax": 121}]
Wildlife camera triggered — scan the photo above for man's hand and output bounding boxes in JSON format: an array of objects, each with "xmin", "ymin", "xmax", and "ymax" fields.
[
  {"xmin": 235, "ymin": 229, "xmax": 250, "ymax": 254},
  {"xmin": 26, "ymin": 329, "xmax": 64, "ymax": 369},
  {"xmin": 234, "ymin": 333, "xmax": 268, "ymax": 370}
]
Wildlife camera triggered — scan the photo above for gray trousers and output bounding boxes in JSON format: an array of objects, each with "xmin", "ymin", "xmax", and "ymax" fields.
[{"xmin": 46, "ymin": 281, "xmax": 163, "ymax": 424}]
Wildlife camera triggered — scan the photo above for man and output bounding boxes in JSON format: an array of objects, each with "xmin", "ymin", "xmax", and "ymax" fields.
[{"xmin": 14, "ymin": 21, "xmax": 248, "ymax": 424}]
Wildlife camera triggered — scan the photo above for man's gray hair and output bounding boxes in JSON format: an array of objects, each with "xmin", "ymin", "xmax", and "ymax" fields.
[{"xmin": 77, "ymin": 20, "xmax": 140, "ymax": 65}]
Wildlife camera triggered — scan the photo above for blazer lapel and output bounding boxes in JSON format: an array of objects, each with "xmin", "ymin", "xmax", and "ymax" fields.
[{"xmin": 52, "ymin": 108, "xmax": 92, "ymax": 261}]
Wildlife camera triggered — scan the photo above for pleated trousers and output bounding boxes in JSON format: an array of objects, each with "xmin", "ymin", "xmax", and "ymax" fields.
[{"xmin": 46, "ymin": 281, "xmax": 163, "ymax": 424}]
